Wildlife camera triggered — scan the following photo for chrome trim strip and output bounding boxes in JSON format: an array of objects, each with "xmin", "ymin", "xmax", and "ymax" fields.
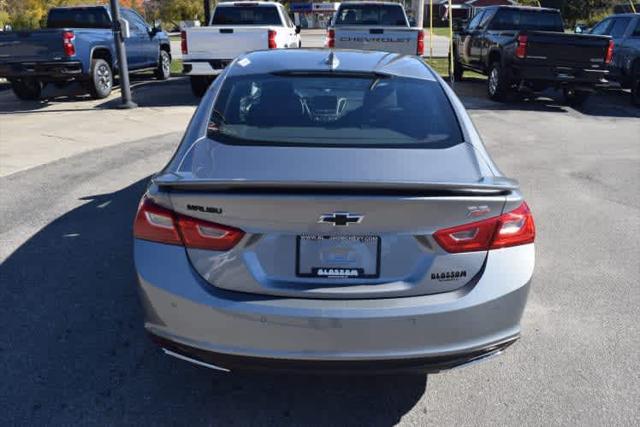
[{"xmin": 162, "ymin": 348, "xmax": 231, "ymax": 372}]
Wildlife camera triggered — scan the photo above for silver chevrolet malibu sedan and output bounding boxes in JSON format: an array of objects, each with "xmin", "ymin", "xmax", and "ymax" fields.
[{"xmin": 134, "ymin": 49, "xmax": 535, "ymax": 374}]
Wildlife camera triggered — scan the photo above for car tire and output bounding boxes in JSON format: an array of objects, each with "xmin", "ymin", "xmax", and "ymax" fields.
[
  {"xmin": 190, "ymin": 76, "xmax": 211, "ymax": 97},
  {"xmin": 487, "ymin": 61, "xmax": 509, "ymax": 101},
  {"xmin": 563, "ymin": 88, "xmax": 590, "ymax": 107},
  {"xmin": 155, "ymin": 50, "xmax": 171, "ymax": 80},
  {"xmin": 88, "ymin": 58, "xmax": 113, "ymax": 99},
  {"xmin": 11, "ymin": 78, "xmax": 43, "ymax": 101},
  {"xmin": 452, "ymin": 53, "xmax": 464, "ymax": 82}
]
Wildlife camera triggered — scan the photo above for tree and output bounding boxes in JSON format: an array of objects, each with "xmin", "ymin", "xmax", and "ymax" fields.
[
  {"xmin": 3, "ymin": 0, "xmax": 47, "ymax": 30},
  {"xmin": 157, "ymin": 0, "xmax": 205, "ymax": 26}
]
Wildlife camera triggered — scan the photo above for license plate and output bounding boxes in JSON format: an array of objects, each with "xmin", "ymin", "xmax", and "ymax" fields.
[{"xmin": 296, "ymin": 235, "xmax": 380, "ymax": 279}]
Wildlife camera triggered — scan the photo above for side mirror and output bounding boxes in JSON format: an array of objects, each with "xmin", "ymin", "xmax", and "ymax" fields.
[
  {"xmin": 149, "ymin": 20, "xmax": 162, "ymax": 36},
  {"xmin": 118, "ymin": 18, "xmax": 131, "ymax": 38},
  {"xmin": 409, "ymin": 18, "xmax": 417, "ymax": 27},
  {"xmin": 295, "ymin": 25, "xmax": 301, "ymax": 34},
  {"xmin": 574, "ymin": 24, "xmax": 589, "ymax": 34}
]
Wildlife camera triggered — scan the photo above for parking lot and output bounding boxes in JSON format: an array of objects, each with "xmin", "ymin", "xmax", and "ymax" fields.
[{"xmin": 0, "ymin": 69, "xmax": 639, "ymax": 426}]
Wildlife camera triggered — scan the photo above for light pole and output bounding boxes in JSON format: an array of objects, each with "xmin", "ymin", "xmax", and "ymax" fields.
[
  {"xmin": 109, "ymin": 0, "xmax": 137, "ymax": 109},
  {"xmin": 204, "ymin": 0, "xmax": 212, "ymax": 25},
  {"xmin": 415, "ymin": 0, "xmax": 425, "ymax": 28}
]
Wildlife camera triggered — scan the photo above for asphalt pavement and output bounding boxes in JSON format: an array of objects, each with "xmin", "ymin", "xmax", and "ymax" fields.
[{"xmin": 0, "ymin": 77, "xmax": 638, "ymax": 425}]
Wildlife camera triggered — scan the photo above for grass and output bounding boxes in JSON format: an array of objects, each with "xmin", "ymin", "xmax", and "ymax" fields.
[
  {"xmin": 425, "ymin": 27, "xmax": 454, "ymax": 38},
  {"xmin": 424, "ymin": 57, "xmax": 485, "ymax": 80},
  {"xmin": 170, "ymin": 59, "xmax": 183, "ymax": 76}
]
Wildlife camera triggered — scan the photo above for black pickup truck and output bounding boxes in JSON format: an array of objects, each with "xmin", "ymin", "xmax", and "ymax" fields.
[{"xmin": 452, "ymin": 6, "xmax": 614, "ymax": 105}]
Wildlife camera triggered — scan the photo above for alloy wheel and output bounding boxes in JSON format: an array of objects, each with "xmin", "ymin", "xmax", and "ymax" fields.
[
  {"xmin": 96, "ymin": 64, "xmax": 112, "ymax": 92},
  {"xmin": 489, "ymin": 68, "xmax": 499, "ymax": 96}
]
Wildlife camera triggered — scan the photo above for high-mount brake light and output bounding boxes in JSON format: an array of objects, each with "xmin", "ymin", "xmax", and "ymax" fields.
[
  {"xmin": 133, "ymin": 197, "xmax": 244, "ymax": 251},
  {"xmin": 63, "ymin": 31, "xmax": 76, "ymax": 57},
  {"xmin": 433, "ymin": 202, "xmax": 535, "ymax": 253},
  {"xmin": 515, "ymin": 34, "xmax": 528, "ymax": 59},
  {"xmin": 326, "ymin": 29, "xmax": 335, "ymax": 48}
]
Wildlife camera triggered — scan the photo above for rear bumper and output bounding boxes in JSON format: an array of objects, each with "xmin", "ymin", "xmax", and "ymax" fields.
[
  {"xmin": 150, "ymin": 332, "xmax": 519, "ymax": 374},
  {"xmin": 0, "ymin": 61, "xmax": 84, "ymax": 79},
  {"xmin": 183, "ymin": 59, "xmax": 231, "ymax": 76},
  {"xmin": 135, "ymin": 240, "xmax": 534, "ymax": 371},
  {"xmin": 511, "ymin": 63, "xmax": 611, "ymax": 88}
]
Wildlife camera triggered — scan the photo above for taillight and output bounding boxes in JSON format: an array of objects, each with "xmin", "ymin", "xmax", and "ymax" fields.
[
  {"xmin": 133, "ymin": 197, "xmax": 244, "ymax": 251},
  {"xmin": 417, "ymin": 30, "xmax": 424, "ymax": 56},
  {"xmin": 490, "ymin": 202, "xmax": 536, "ymax": 249},
  {"xmin": 326, "ymin": 29, "xmax": 335, "ymax": 48},
  {"xmin": 62, "ymin": 31, "xmax": 75, "ymax": 57},
  {"xmin": 268, "ymin": 30, "xmax": 277, "ymax": 49},
  {"xmin": 605, "ymin": 39, "xmax": 614, "ymax": 64},
  {"xmin": 515, "ymin": 34, "xmax": 527, "ymax": 59},
  {"xmin": 133, "ymin": 198, "xmax": 182, "ymax": 245},
  {"xmin": 176, "ymin": 215, "xmax": 244, "ymax": 250},
  {"xmin": 433, "ymin": 202, "xmax": 535, "ymax": 253},
  {"xmin": 181, "ymin": 30, "xmax": 188, "ymax": 54}
]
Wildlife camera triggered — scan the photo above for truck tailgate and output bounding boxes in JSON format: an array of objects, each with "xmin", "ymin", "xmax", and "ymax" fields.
[
  {"xmin": 0, "ymin": 30, "xmax": 67, "ymax": 64},
  {"xmin": 525, "ymin": 31, "xmax": 610, "ymax": 67},
  {"xmin": 333, "ymin": 27, "xmax": 419, "ymax": 55},
  {"xmin": 185, "ymin": 27, "xmax": 270, "ymax": 60}
]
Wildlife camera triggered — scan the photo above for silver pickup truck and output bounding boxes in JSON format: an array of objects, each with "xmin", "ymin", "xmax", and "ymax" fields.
[{"xmin": 326, "ymin": 2, "xmax": 424, "ymax": 56}]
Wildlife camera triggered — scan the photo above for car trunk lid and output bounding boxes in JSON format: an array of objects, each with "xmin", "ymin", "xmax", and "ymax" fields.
[{"xmin": 157, "ymin": 143, "xmax": 513, "ymax": 299}]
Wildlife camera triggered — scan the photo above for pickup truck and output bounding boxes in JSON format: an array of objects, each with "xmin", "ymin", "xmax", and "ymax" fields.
[
  {"xmin": 0, "ymin": 6, "xmax": 171, "ymax": 100},
  {"xmin": 326, "ymin": 2, "xmax": 424, "ymax": 56},
  {"xmin": 181, "ymin": 1, "xmax": 301, "ymax": 97},
  {"xmin": 452, "ymin": 6, "xmax": 613, "ymax": 105},
  {"xmin": 589, "ymin": 13, "xmax": 640, "ymax": 106}
]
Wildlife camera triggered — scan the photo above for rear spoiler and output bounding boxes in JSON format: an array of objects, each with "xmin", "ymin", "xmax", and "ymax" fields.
[{"xmin": 153, "ymin": 174, "xmax": 519, "ymax": 196}]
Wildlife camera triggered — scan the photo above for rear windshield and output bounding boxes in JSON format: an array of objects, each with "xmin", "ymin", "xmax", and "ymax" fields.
[
  {"xmin": 212, "ymin": 6, "xmax": 281, "ymax": 26},
  {"xmin": 47, "ymin": 7, "xmax": 111, "ymax": 29},
  {"xmin": 334, "ymin": 4, "xmax": 408, "ymax": 26},
  {"xmin": 489, "ymin": 9, "xmax": 564, "ymax": 32},
  {"xmin": 208, "ymin": 73, "xmax": 462, "ymax": 148}
]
